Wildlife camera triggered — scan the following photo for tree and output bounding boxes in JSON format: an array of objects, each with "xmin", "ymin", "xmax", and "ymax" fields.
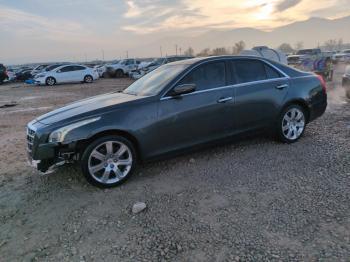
[
  {"xmin": 212, "ymin": 47, "xmax": 229, "ymax": 56},
  {"xmin": 232, "ymin": 41, "xmax": 246, "ymax": 54},
  {"xmin": 294, "ymin": 41, "xmax": 304, "ymax": 51},
  {"xmin": 277, "ymin": 43, "xmax": 294, "ymax": 54},
  {"xmin": 184, "ymin": 47, "xmax": 194, "ymax": 56},
  {"xmin": 197, "ymin": 48, "xmax": 211, "ymax": 57}
]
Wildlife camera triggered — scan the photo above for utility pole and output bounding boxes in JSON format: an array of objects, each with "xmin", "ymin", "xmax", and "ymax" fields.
[
  {"xmin": 126, "ymin": 51, "xmax": 129, "ymax": 59},
  {"xmin": 179, "ymin": 47, "xmax": 182, "ymax": 56},
  {"xmin": 160, "ymin": 46, "xmax": 163, "ymax": 57},
  {"xmin": 101, "ymin": 50, "xmax": 105, "ymax": 61},
  {"xmin": 175, "ymin": 44, "xmax": 178, "ymax": 56}
]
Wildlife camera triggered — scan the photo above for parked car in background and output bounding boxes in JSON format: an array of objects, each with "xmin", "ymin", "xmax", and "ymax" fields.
[
  {"xmin": 343, "ymin": 65, "xmax": 350, "ymax": 98},
  {"xmin": 5, "ymin": 68, "xmax": 16, "ymax": 81},
  {"xmin": 31, "ymin": 64, "xmax": 51, "ymax": 76},
  {"xmin": 333, "ymin": 49, "xmax": 350, "ymax": 63},
  {"xmin": 44, "ymin": 63, "xmax": 70, "ymax": 72},
  {"xmin": 130, "ymin": 56, "xmax": 193, "ymax": 79},
  {"xmin": 15, "ymin": 68, "xmax": 33, "ymax": 81},
  {"xmin": 106, "ymin": 59, "xmax": 140, "ymax": 78},
  {"xmin": 27, "ymin": 56, "xmax": 327, "ymax": 187},
  {"xmin": 0, "ymin": 64, "xmax": 8, "ymax": 84},
  {"xmin": 94, "ymin": 64, "xmax": 107, "ymax": 77},
  {"xmin": 287, "ymin": 48, "xmax": 322, "ymax": 65},
  {"xmin": 34, "ymin": 64, "xmax": 99, "ymax": 86}
]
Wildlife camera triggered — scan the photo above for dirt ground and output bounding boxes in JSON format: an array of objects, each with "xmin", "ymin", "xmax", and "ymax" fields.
[{"xmin": 0, "ymin": 66, "xmax": 349, "ymax": 261}]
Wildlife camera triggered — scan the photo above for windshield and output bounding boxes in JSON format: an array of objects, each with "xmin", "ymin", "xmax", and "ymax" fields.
[
  {"xmin": 46, "ymin": 64, "xmax": 64, "ymax": 71},
  {"xmin": 123, "ymin": 64, "xmax": 188, "ymax": 96}
]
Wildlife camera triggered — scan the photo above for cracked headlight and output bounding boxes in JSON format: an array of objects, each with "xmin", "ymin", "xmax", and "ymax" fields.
[{"xmin": 49, "ymin": 117, "xmax": 101, "ymax": 143}]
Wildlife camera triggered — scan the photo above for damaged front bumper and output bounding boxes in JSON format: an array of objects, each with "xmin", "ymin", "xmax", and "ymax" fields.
[
  {"xmin": 27, "ymin": 153, "xmax": 67, "ymax": 175},
  {"xmin": 26, "ymin": 121, "xmax": 77, "ymax": 175}
]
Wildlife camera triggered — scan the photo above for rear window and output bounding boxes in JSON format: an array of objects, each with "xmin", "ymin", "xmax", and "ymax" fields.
[
  {"xmin": 265, "ymin": 64, "xmax": 283, "ymax": 79},
  {"xmin": 269, "ymin": 60, "xmax": 307, "ymax": 77},
  {"xmin": 233, "ymin": 60, "xmax": 267, "ymax": 84}
]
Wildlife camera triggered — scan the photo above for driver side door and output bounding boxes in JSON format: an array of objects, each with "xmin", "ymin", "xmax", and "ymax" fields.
[{"xmin": 152, "ymin": 61, "xmax": 235, "ymax": 156}]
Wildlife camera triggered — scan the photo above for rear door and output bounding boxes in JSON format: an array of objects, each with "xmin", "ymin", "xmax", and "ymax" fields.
[
  {"xmin": 154, "ymin": 61, "xmax": 235, "ymax": 155},
  {"xmin": 72, "ymin": 65, "xmax": 87, "ymax": 81},
  {"xmin": 231, "ymin": 59, "xmax": 289, "ymax": 131}
]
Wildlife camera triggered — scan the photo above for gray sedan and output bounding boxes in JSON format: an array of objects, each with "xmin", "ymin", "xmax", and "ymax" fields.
[{"xmin": 27, "ymin": 56, "xmax": 327, "ymax": 187}]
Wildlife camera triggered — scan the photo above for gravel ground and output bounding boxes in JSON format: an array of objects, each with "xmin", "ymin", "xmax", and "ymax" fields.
[{"xmin": 0, "ymin": 66, "xmax": 349, "ymax": 262}]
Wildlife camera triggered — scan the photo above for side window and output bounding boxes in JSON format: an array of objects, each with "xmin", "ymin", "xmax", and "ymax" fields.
[
  {"xmin": 59, "ymin": 66, "xmax": 74, "ymax": 72},
  {"xmin": 74, "ymin": 66, "xmax": 86, "ymax": 71},
  {"xmin": 264, "ymin": 64, "xmax": 283, "ymax": 79},
  {"xmin": 233, "ymin": 60, "xmax": 267, "ymax": 84},
  {"xmin": 178, "ymin": 62, "xmax": 225, "ymax": 91}
]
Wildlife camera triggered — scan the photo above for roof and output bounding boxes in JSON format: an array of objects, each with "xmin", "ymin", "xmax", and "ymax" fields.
[{"xmin": 169, "ymin": 55, "xmax": 275, "ymax": 66}]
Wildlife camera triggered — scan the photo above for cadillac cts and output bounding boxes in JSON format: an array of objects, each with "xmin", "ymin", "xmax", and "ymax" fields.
[{"xmin": 26, "ymin": 56, "xmax": 327, "ymax": 187}]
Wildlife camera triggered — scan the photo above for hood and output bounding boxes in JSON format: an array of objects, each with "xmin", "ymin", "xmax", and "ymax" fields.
[{"xmin": 36, "ymin": 92, "xmax": 143, "ymax": 125}]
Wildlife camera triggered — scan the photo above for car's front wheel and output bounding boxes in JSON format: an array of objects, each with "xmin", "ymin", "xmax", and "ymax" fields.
[
  {"xmin": 115, "ymin": 69, "xmax": 124, "ymax": 78},
  {"xmin": 277, "ymin": 104, "xmax": 306, "ymax": 143},
  {"xmin": 81, "ymin": 136, "xmax": 136, "ymax": 188},
  {"xmin": 46, "ymin": 77, "xmax": 56, "ymax": 86}
]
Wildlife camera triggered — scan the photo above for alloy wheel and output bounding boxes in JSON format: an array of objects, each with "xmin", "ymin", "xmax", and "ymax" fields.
[
  {"xmin": 281, "ymin": 108, "xmax": 305, "ymax": 140},
  {"xmin": 88, "ymin": 141, "xmax": 132, "ymax": 185},
  {"xmin": 46, "ymin": 77, "xmax": 55, "ymax": 86},
  {"xmin": 85, "ymin": 75, "xmax": 93, "ymax": 83}
]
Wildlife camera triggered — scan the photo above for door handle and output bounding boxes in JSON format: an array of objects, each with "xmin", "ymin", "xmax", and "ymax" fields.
[
  {"xmin": 276, "ymin": 84, "xmax": 288, "ymax": 90},
  {"xmin": 217, "ymin": 97, "xmax": 233, "ymax": 103}
]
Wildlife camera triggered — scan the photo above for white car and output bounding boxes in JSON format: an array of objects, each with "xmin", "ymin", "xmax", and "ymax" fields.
[
  {"xmin": 333, "ymin": 49, "xmax": 350, "ymax": 63},
  {"xmin": 34, "ymin": 64, "xmax": 99, "ymax": 86},
  {"xmin": 94, "ymin": 64, "xmax": 107, "ymax": 77},
  {"xmin": 106, "ymin": 59, "xmax": 140, "ymax": 77}
]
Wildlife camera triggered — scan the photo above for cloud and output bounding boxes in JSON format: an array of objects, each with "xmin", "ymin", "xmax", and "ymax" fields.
[
  {"xmin": 0, "ymin": 5, "xmax": 89, "ymax": 42},
  {"xmin": 275, "ymin": 0, "xmax": 302, "ymax": 12},
  {"xmin": 122, "ymin": 0, "xmax": 350, "ymax": 34}
]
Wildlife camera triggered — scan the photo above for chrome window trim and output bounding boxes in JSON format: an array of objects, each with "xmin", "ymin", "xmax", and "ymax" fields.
[
  {"xmin": 160, "ymin": 57, "xmax": 290, "ymax": 100},
  {"xmin": 160, "ymin": 77, "xmax": 289, "ymax": 101}
]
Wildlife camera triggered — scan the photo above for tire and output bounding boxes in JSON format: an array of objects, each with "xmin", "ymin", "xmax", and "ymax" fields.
[
  {"xmin": 346, "ymin": 87, "xmax": 350, "ymax": 99},
  {"xmin": 115, "ymin": 69, "xmax": 124, "ymax": 78},
  {"xmin": 46, "ymin": 77, "xmax": 56, "ymax": 86},
  {"xmin": 81, "ymin": 135, "xmax": 137, "ymax": 188},
  {"xmin": 276, "ymin": 104, "xmax": 306, "ymax": 143},
  {"xmin": 84, "ymin": 75, "xmax": 93, "ymax": 83}
]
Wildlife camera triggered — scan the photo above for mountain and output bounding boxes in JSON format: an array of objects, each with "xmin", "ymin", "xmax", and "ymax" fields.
[{"xmin": 129, "ymin": 15, "xmax": 350, "ymax": 56}]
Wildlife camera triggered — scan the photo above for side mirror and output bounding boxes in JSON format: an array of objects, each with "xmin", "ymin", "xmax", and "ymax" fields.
[{"xmin": 169, "ymin": 84, "xmax": 196, "ymax": 97}]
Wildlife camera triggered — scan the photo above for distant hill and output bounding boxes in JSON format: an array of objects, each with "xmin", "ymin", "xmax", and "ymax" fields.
[{"xmin": 131, "ymin": 15, "xmax": 350, "ymax": 56}]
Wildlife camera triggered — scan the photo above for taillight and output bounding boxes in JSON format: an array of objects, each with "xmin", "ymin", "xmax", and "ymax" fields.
[{"xmin": 316, "ymin": 74, "xmax": 326, "ymax": 93}]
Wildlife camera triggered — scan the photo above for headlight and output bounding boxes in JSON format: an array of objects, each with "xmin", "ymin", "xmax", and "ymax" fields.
[
  {"xmin": 49, "ymin": 117, "xmax": 101, "ymax": 143},
  {"xmin": 35, "ymin": 74, "xmax": 46, "ymax": 78}
]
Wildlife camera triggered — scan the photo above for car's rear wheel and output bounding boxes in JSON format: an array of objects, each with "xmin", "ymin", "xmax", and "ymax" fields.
[
  {"xmin": 81, "ymin": 136, "xmax": 136, "ymax": 188},
  {"xmin": 84, "ymin": 75, "xmax": 93, "ymax": 83},
  {"xmin": 46, "ymin": 77, "xmax": 56, "ymax": 86},
  {"xmin": 277, "ymin": 104, "xmax": 306, "ymax": 143},
  {"xmin": 115, "ymin": 69, "xmax": 124, "ymax": 78}
]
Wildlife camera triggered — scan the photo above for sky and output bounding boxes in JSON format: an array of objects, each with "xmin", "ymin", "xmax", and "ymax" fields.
[{"xmin": 0, "ymin": 0, "xmax": 349, "ymax": 64}]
